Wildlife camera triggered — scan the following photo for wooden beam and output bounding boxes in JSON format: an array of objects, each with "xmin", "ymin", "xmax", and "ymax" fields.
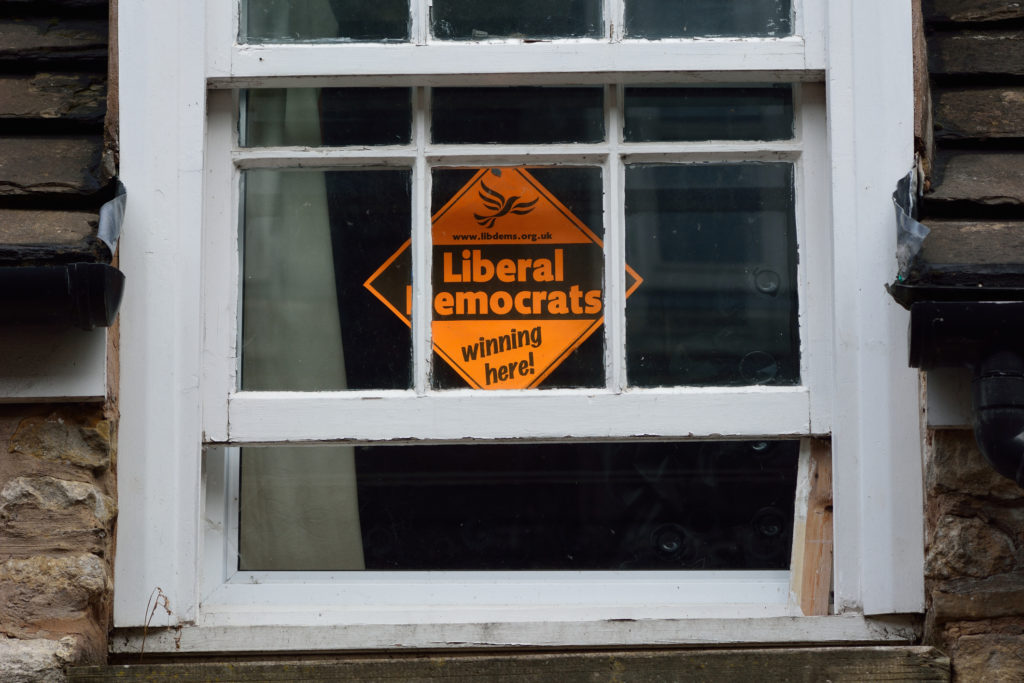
[
  {"xmin": 790, "ymin": 439, "xmax": 834, "ymax": 616},
  {"xmin": 71, "ymin": 647, "xmax": 950, "ymax": 682}
]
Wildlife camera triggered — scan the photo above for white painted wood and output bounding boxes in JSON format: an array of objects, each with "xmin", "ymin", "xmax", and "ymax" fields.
[
  {"xmin": 225, "ymin": 388, "xmax": 812, "ymax": 443},
  {"xmin": 0, "ymin": 326, "xmax": 106, "ymax": 402},
  {"xmin": 798, "ymin": 84, "xmax": 833, "ymax": 434},
  {"xmin": 205, "ymin": 571, "xmax": 793, "ymax": 620},
  {"xmin": 111, "ymin": 614, "xmax": 920, "ymax": 654},
  {"xmin": 825, "ymin": 0, "xmax": 924, "ymax": 615},
  {"xmin": 606, "ymin": 85, "xmax": 625, "ymax": 390},
  {"xmin": 204, "ymin": 0, "xmax": 233, "ymax": 81},
  {"xmin": 231, "ymin": 142, "xmax": 804, "ymax": 167},
  {"xmin": 114, "ymin": 0, "xmax": 208, "ymax": 627},
  {"xmin": 201, "ymin": 91, "xmax": 237, "ymax": 443},
  {"xmin": 926, "ymin": 368, "xmax": 972, "ymax": 429},
  {"xmin": 217, "ymin": 40, "xmax": 814, "ymax": 85}
]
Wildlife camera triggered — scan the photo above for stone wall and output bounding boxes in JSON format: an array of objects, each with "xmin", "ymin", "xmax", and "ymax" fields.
[
  {"xmin": 920, "ymin": 1, "xmax": 1024, "ymax": 680},
  {"xmin": 0, "ymin": 0, "xmax": 116, "ymax": 680}
]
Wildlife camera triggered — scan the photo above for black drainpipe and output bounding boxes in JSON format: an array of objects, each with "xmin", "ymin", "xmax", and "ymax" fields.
[
  {"xmin": 889, "ymin": 164, "xmax": 1024, "ymax": 485},
  {"xmin": 0, "ymin": 183, "xmax": 126, "ymax": 331},
  {"xmin": 0, "ymin": 262, "xmax": 124, "ymax": 330}
]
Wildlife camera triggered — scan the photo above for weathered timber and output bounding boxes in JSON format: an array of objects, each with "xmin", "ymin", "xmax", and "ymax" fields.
[
  {"xmin": 929, "ymin": 31, "xmax": 1024, "ymax": 77},
  {"xmin": 0, "ymin": 136, "xmax": 104, "ymax": 197},
  {"xmin": 920, "ymin": 220, "xmax": 1024, "ymax": 265},
  {"xmin": 928, "ymin": 151, "xmax": 1024, "ymax": 207},
  {"xmin": 934, "ymin": 87, "xmax": 1024, "ymax": 140},
  {"xmin": 0, "ymin": 18, "xmax": 107, "ymax": 64},
  {"xmin": 71, "ymin": 647, "xmax": 950, "ymax": 682},
  {"xmin": 0, "ymin": 74, "xmax": 105, "ymax": 123},
  {"xmin": 0, "ymin": 209, "xmax": 103, "ymax": 263},
  {"xmin": 924, "ymin": 0, "xmax": 1024, "ymax": 23},
  {"xmin": 789, "ymin": 439, "xmax": 834, "ymax": 617}
]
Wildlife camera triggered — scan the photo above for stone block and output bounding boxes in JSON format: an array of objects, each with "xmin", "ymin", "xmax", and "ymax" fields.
[
  {"xmin": 953, "ymin": 633, "xmax": 1024, "ymax": 682},
  {"xmin": 932, "ymin": 574, "xmax": 1024, "ymax": 622},
  {"xmin": 9, "ymin": 411, "xmax": 111, "ymax": 472},
  {"xmin": 929, "ymin": 151, "xmax": 1024, "ymax": 207},
  {"xmin": 927, "ymin": 515, "xmax": 1015, "ymax": 579},
  {"xmin": 0, "ymin": 210, "xmax": 102, "ymax": 265},
  {"xmin": 929, "ymin": 31, "xmax": 1024, "ymax": 77},
  {"xmin": 0, "ymin": 554, "xmax": 107, "ymax": 635},
  {"xmin": 0, "ymin": 636, "xmax": 79, "ymax": 683},
  {"xmin": 0, "ymin": 19, "xmax": 107, "ymax": 64},
  {"xmin": 0, "ymin": 74, "xmax": 106, "ymax": 123},
  {"xmin": 920, "ymin": 220, "xmax": 1024, "ymax": 267},
  {"xmin": 934, "ymin": 87, "xmax": 1024, "ymax": 140},
  {"xmin": 0, "ymin": 136, "xmax": 105, "ymax": 197},
  {"xmin": 0, "ymin": 476, "xmax": 115, "ymax": 558},
  {"xmin": 928, "ymin": 430, "xmax": 1023, "ymax": 500},
  {"xmin": 924, "ymin": 0, "xmax": 1024, "ymax": 23}
]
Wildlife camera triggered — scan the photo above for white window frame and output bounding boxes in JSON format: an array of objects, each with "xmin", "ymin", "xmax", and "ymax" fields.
[{"xmin": 113, "ymin": 0, "xmax": 924, "ymax": 653}]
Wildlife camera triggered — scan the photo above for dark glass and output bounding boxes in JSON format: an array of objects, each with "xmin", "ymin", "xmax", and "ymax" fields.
[
  {"xmin": 432, "ymin": 0, "xmax": 601, "ymax": 40},
  {"xmin": 432, "ymin": 88, "xmax": 604, "ymax": 144},
  {"xmin": 624, "ymin": 86, "xmax": 793, "ymax": 142},
  {"xmin": 430, "ymin": 167, "xmax": 605, "ymax": 390},
  {"xmin": 242, "ymin": 89, "xmax": 412, "ymax": 147},
  {"xmin": 625, "ymin": 163, "xmax": 798, "ymax": 387},
  {"xmin": 626, "ymin": 0, "xmax": 791, "ymax": 38},
  {"xmin": 239, "ymin": 440, "xmax": 800, "ymax": 570},
  {"xmin": 243, "ymin": 0, "xmax": 409, "ymax": 42},
  {"xmin": 242, "ymin": 169, "xmax": 413, "ymax": 390}
]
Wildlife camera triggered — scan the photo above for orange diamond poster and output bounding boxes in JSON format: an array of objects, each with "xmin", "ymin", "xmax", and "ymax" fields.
[{"xmin": 365, "ymin": 167, "xmax": 642, "ymax": 389}]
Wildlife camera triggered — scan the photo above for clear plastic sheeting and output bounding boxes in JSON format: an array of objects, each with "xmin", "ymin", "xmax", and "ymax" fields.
[{"xmin": 893, "ymin": 166, "xmax": 930, "ymax": 283}]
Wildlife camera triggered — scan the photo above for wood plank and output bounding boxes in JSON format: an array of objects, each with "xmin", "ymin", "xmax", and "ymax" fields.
[
  {"xmin": 934, "ymin": 87, "xmax": 1024, "ymax": 140},
  {"xmin": 920, "ymin": 220, "xmax": 1024, "ymax": 266},
  {"xmin": 924, "ymin": 0, "xmax": 1024, "ymax": 23},
  {"xmin": 70, "ymin": 647, "xmax": 950, "ymax": 682},
  {"xmin": 790, "ymin": 439, "xmax": 833, "ymax": 616},
  {"xmin": 928, "ymin": 151, "xmax": 1024, "ymax": 206},
  {"xmin": 928, "ymin": 31, "xmax": 1024, "ymax": 77}
]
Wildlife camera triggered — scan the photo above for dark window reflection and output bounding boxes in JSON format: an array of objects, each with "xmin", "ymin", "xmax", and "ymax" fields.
[
  {"xmin": 356, "ymin": 440, "xmax": 799, "ymax": 570},
  {"xmin": 624, "ymin": 86, "xmax": 793, "ymax": 142},
  {"xmin": 626, "ymin": 0, "xmax": 791, "ymax": 38},
  {"xmin": 241, "ymin": 169, "xmax": 413, "ymax": 391},
  {"xmin": 432, "ymin": 0, "xmax": 601, "ymax": 40},
  {"xmin": 243, "ymin": 88, "xmax": 412, "ymax": 147},
  {"xmin": 432, "ymin": 88, "xmax": 604, "ymax": 144},
  {"xmin": 243, "ymin": 0, "xmax": 410, "ymax": 42},
  {"xmin": 625, "ymin": 163, "xmax": 799, "ymax": 387}
]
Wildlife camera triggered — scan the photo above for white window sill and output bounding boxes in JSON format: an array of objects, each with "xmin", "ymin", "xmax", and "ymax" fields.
[{"xmin": 110, "ymin": 614, "xmax": 920, "ymax": 655}]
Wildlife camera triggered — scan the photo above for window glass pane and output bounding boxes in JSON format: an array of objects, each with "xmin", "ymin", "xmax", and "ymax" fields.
[
  {"xmin": 428, "ymin": 167, "xmax": 605, "ymax": 390},
  {"xmin": 432, "ymin": 88, "xmax": 605, "ymax": 145},
  {"xmin": 242, "ymin": 169, "xmax": 413, "ymax": 391},
  {"xmin": 242, "ymin": 89, "xmax": 412, "ymax": 147},
  {"xmin": 242, "ymin": 0, "xmax": 409, "ymax": 42},
  {"xmin": 625, "ymin": 163, "xmax": 798, "ymax": 387},
  {"xmin": 432, "ymin": 0, "xmax": 601, "ymax": 40},
  {"xmin": 624, "ymin": 85, "xmax": 794, "ymax": 142},
  {"xmin": 625, "ymin": 0, "xmax": 791, "ymax": 38},
  {"xmin": 238, "ymin": 440, "xmax": 800, "ymax": 570}
]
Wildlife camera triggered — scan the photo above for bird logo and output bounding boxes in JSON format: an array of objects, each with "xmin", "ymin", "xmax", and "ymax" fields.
[{"xmin": 474, "ymin": 181, "xmax": 538, "ymax": 229}]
